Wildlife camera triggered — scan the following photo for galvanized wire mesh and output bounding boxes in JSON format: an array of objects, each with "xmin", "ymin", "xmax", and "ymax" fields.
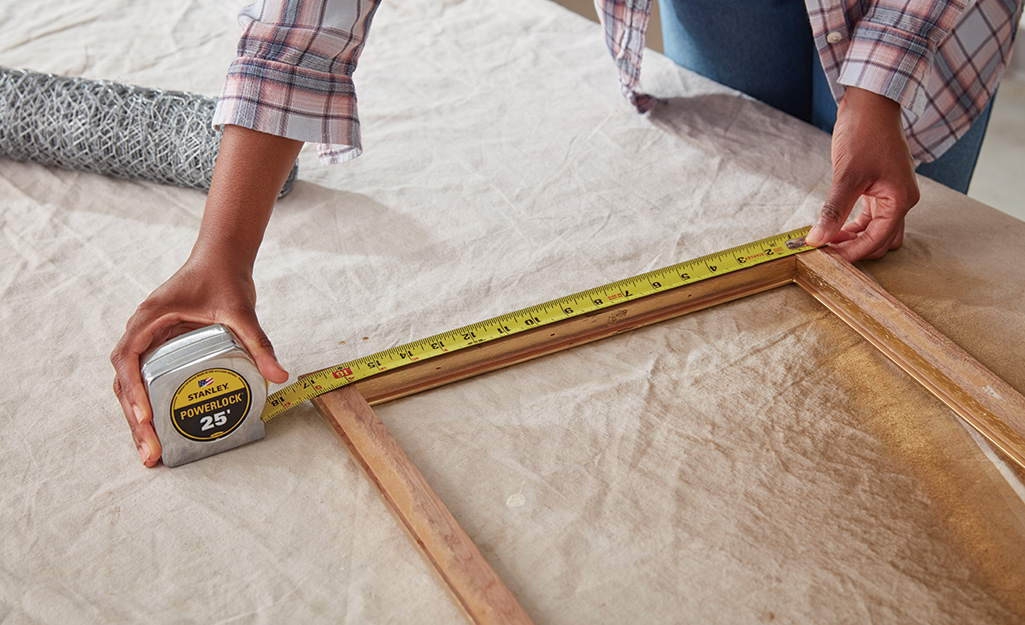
[{"xmin": 0, "ymin": 66, "xmax": 297, "ymax": 196}]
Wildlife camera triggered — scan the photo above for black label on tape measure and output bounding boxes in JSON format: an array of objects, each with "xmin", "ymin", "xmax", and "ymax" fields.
[{"xmin": 170, "ymin": 368, "xmax": 252, "ymax": 442}]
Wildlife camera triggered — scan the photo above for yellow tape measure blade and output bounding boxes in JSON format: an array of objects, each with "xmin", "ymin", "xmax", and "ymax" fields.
[{"xmin": 262, "ymin": 226, "xmax": 815, "ymax": 421}]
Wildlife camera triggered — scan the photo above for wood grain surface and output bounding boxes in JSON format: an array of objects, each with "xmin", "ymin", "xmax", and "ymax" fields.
[
  {"xmin": 795, "ymin": 248, "xmax": 1025, "ymax": 470},
  {"xmin": 350, "ymin": 257, "xmax": 798, "ymax": 405},
  {"xmin": 314, "ymin": 386, "xmax": 535, "ymax": 625}
]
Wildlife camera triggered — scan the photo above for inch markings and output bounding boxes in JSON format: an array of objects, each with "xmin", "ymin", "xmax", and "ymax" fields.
[{"xmin": 261, "ymin": 226, "xmax": 815, "ymax": 421}]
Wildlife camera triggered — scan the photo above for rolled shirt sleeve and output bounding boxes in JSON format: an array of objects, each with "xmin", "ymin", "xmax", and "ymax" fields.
[
  {"xmin": 837, "ymin": 0, "xmax": 969, "ymax": 117},
  {"xmin": 809, "ymin": 0, "xmax": 1020, "ymax": 162},
  {"xmin": 212, "ymin": 0, "xmax": 381, "ymax": 164}
]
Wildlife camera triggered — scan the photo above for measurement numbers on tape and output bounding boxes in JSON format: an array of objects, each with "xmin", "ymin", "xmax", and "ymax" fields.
[{"xmin": 261, "ymin": 226, "xmax": 816, "ymax": 421}]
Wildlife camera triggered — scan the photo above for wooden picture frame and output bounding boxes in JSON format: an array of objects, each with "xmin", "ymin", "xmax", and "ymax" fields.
[{"xmin": 312, "ymin": 248, "xmax": 1025, "ymax": 625}]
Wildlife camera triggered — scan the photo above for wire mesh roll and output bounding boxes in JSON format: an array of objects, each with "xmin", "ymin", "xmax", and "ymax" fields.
[{"xmin": 0, "ymin": 66, "xmax": 297, "ymax": 196}]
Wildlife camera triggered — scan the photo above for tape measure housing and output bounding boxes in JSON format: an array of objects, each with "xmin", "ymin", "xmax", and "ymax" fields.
[{"xmin": 141, "ymin": 324, "xmax": 266, "ymax": 466}]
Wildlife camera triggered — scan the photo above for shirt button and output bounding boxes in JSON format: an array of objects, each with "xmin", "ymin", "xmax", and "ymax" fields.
[{"xmin": 826, "ymin": 31, "xmax": 844, "ymax": 44}]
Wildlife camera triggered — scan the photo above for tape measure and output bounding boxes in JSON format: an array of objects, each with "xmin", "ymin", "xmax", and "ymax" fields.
[
  {"xmin": 262, "ymin": 226, "xmax": 816, "ymax": 421},
  {"xmin": 142, "ymin": 324, "xmax": 267, "ymax": 467}
]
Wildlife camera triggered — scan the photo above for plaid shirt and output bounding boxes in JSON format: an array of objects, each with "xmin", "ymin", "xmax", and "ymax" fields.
[
  {"xmin": 595, "ymin": 0, "xmax": 1023, "ymax": 162},
  {"xmin": 212, "ymin": 0, "xmax": 381, "ymax": 164}
]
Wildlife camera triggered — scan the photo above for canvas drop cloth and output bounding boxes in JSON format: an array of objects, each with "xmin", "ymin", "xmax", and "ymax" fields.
[{"xmin": 2, "ymin": 0, "xmax": 1025, "ymax": 623}]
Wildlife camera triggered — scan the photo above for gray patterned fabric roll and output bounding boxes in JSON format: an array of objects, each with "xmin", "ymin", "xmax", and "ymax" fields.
[{"xmin": 0, "ymin": 67, "xmax": 297, "ymax": 196}]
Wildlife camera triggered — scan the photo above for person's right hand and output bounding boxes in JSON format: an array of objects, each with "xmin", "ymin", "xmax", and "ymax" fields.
[
  {"xmin": 111, "ymin": 124, "xmax": 303, "ymax": 467},
  {"xmin": 110, "ymin": 256, "xmax": 289, "ymax": 467},
  {"xmin": 805, "ymin": 87, "xmax": 920, "ymax": 261}
]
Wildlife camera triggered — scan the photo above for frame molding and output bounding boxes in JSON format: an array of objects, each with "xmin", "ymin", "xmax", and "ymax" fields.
[{"xmin": 313, "ymin": 248, "xmax": 1025, "ymax": 624}]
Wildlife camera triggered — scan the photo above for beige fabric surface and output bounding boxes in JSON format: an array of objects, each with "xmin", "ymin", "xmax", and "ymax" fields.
[{"xmin": 2, "ymin": 0, "xmax": 1025, "ymax": 623}]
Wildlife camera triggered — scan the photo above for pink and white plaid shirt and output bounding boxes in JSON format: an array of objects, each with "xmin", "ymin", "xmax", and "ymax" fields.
[
  {"xmin": 212, "ymin": 0, "xmax": 381, "ymax": 164},
  {"xmin": 214, "ymin": 0, "xmax": 1020, "ymax": 165},
  {"xmin": 595, "ymin": 0, "xmax": 1023, "ymax": 162}
]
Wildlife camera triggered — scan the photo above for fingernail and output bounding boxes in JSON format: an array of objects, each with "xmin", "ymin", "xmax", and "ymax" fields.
[
  {"xmin": 138, "ymin": 442, "xmax": 151, "ymax": 464},
  {"xmin": 134, "ymin": 405, "xmax": 146, "ymax": 425}
]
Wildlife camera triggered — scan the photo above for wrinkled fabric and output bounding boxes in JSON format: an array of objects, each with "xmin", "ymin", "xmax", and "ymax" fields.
[{"xmin": 2, "ymin": 0, "xmax": 1025, "ymax": 623}]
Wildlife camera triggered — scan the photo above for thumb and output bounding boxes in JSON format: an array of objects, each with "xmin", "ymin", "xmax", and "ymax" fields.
[
  {"xmin": 231, "ymin": 317, "xmax": 290, "ymax": 384},
  {"xmin": 807, "ymin": 178, "xmax": 861, "ymax": 247}
]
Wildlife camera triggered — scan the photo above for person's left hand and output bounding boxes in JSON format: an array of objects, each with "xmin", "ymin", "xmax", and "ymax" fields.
[{"xmin": 805, "ymin": 87, "xmax": 920, "ymax": 262}]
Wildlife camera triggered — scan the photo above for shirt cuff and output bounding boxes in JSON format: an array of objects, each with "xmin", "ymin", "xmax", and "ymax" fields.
[
  {"xmin": 212, "ymin": 56, "xmax": 363, "ymax": 164},
  {"xmin": 837, "ymin": 21, "xmax": 937, "ymax": 117}
]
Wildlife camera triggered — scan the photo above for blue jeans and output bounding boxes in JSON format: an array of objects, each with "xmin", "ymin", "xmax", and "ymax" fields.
[{"xmin": 657, "ymin": 0, "xmax": 993, "ymax": 194}]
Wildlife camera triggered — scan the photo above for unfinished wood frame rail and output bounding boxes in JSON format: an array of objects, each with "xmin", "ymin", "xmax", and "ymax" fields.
[
  {"xmin": 313, "ymin": 247, "xmax": 1025, "ymax": 624},
  {"xmin": 315, "ymin": 386, "xmax": 534, "ymax": 625}
]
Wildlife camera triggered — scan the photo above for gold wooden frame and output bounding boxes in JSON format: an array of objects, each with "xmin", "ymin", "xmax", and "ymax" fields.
[{"xmin": 313, "ymin": 248, "xmax": 1025, "ymax": 625}]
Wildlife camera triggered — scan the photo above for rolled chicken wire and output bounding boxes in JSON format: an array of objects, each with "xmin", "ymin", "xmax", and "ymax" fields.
[{"xmin": 0, "ymin": 66, "xmax": 297, "ymax": 196}]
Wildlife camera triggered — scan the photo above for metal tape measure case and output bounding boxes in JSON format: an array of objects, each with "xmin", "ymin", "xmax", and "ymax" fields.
[{"xmin": 141, "ymin": 324, "xmax": 266, "ymax": 467}]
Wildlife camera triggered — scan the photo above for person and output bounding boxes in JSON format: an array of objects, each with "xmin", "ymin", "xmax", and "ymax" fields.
[
  {"xmin": 111, "ymin": 0, "xmax": 381, "ymax": 467},
  {"xmin": 598, "ymin": 0, "xmax": 1022, "ymax": 258},
  {"xmin": 112, "ymin": 0, "xmax": 1021, "ymax": 466}
]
